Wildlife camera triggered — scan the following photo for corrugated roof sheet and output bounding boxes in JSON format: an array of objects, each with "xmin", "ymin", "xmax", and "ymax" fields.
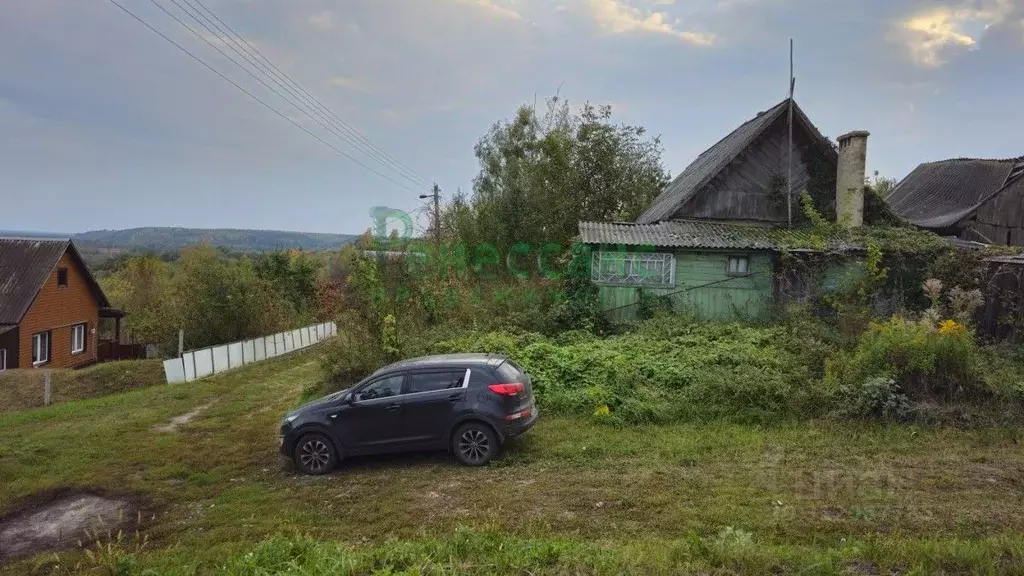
[
  {"xmin": 579, "ymin": 220, "xmax": 859, "ymax": 251},
  {"xmin": 636, "ymin": 99, "xmax": 836, "ymax": 224},
  {"xmin": 886, "ymin": 157, "xmax": 1024, "ymax": 229},
  {"xmin": 0, "ymin": 238, "xmax": 70, "ymax": 324}
]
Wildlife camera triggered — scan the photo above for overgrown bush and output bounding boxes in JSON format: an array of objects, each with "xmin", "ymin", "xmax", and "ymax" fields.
[
  {"xmin": 827, "ymin": 316, "xmax": 982, "ymax": 403},
  {"xmin": 423, "ymin": 318, "xmax": 826, "ymax": 425},
  {"xmin": 838, "ymin": 376, "xmax": 911, "ymax": 420}
]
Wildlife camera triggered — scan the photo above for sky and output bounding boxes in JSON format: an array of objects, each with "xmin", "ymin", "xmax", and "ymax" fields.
[{"xmin": 1, "ymin": 0, "xmax": 1022, "ymax": 236}]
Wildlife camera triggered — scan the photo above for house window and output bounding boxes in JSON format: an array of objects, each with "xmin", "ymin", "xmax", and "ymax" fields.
[
  {"xmin": 591, "ymin": 251, "xmax": 675, "ymax": 287},
  {"xmin": 71, "ymin": 323, "xmax": 87, "ymax": 354},
  {"xmin": 0, "ymin": 349, "xmax": 6, "ymax": 372},
  {"xmin": 57, "ymin": 268, "xmax": 68, "ymax": 288},
  {"xmin": 32, "ymin": 331, "xmax": 50, "ymax": 365},
  {"xmin": 727, "ymin": 255, "xmax": 750, "ymax": 276}
]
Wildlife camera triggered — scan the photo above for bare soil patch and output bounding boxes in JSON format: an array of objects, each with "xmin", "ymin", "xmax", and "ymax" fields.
[
  {"xmin": 153, "ymin": 402, "xmax": 213, "ymax": 433},
  {"xmin": 0, "ymin": 490, "xmax": 139, "ymax": 560}
]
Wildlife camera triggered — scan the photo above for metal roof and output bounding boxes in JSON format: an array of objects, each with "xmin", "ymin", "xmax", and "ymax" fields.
[
  {"xmin": 0, "ymin": 237, "xmax": 111, "ymax": 324},
  {"xmin": 579, "ymin": 219, "xmax": 859, "ymax": 251},
  {"xmin": 636, "ymin": 99, "xmax": 836, "ymax": 224},
  {"xmin": 886, "ymin": 157, "xmax": 1024, "ymax": 229}
]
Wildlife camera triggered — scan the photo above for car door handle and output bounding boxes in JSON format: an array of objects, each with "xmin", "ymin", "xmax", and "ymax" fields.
[
  {"xmin": 448, "ymin": 394, "xmax": 461, "ymax": 403},
  {"xmin": 385, "ymin": 403, "xmax": 400, "ymax": 412}
]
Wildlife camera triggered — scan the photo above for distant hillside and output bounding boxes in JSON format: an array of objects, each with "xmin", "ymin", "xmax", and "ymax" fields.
[{"xmin": 71, "ymin": 227, "xmax": 358, "ymax": 253}]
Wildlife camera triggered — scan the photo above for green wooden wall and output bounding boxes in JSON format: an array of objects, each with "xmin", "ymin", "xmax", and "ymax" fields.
[{"xmin": 597, "ymin": 251, "xmax": 775, "ymax": 323}]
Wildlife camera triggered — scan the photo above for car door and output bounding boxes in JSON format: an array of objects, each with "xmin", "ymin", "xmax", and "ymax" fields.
[
  {"xmin": 334, "ymin": 372, "xmax": 409, "ymax": 452},
  {"xmin": 399, "ymin": 368, "xmax": 470, "ymax": 445}
]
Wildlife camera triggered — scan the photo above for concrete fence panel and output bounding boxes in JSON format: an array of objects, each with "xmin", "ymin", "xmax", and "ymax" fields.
[
  {"xmin": 212, "ymin": 345, "xmax": 230, "ymax": 373},
  {"xmin": 164, "ymin": 358, "xmax": 186, "ymax": 384},
  {"xmin": 166, "ymin": 322, "xmax": 336, "ymax": 383},
  {"xmin": 194, "ymin": 349, "xmax": 215, "ymax": 379},
  {"xmin": 228, "ymin": 342, "xmax": 244, "ymax": 369}
]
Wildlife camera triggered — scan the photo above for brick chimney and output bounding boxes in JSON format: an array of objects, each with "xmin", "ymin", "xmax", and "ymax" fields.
[{"xmin": 835, "ymin": 131, "xmax": 869, "ymax": 228}]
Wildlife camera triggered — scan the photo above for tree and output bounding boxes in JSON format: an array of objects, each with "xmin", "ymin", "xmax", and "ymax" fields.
[
  {"xmin": 447, "ymin": 96, "xmax": 670, "ymax": 266},
  {"xmin": 253, "ymin": 250, "xmax": 322, "ymax": 316},
  {"xmin": 101, "ymin": 255, "xmax": 176, "ymax": 345}
]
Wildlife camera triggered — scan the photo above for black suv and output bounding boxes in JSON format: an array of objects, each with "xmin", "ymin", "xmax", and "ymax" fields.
[{"xmin": 279, "ymin": 353, "xmax": 538, "ymax": 474}]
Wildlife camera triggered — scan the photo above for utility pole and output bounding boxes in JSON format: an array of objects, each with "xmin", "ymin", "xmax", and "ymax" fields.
[{"xmin": 419, "ymin": 183, "xmax": 441, "ymax": 251}]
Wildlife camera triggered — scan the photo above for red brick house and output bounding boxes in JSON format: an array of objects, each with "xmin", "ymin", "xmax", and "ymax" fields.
[{"xmin": 0, "ymin": 238, "xmax": 122, "ymax": 370}]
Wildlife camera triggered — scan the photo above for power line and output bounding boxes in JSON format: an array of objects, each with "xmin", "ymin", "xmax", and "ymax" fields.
[
  {"xmin": 173, "ymin": 0, "xmax": 431, "ymax": 190},
  {"xmin": 105, "ymin": 0, "xmax": 427, "ymax": 194},
  {"xmin": 145, "ymin": 0, "xmax": 429, "ymax": 193},
  {"xmin": 183, "ymin": 0, "xmax": 431, "ymax": 189}
]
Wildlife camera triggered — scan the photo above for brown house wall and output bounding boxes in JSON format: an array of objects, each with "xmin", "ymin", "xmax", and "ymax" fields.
[{"xmin": 18, "ymin": 252, "xmax": 101, "ymax": 369}]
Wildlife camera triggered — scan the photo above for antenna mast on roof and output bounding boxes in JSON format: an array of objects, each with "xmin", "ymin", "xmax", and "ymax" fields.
[{"xmin": 787, "ymin": 38, "xmax": 795, "ymax": 228}]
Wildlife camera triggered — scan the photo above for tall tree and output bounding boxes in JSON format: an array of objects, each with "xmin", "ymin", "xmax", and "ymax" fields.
[{"xmin": 448, "ymin": 96, "xmax": 670, "ymax": 263}]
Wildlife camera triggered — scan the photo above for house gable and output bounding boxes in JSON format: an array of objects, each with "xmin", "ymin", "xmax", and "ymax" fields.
[
  {"xmin": 636, "ymin": 99, "xmax": 836, "ymax": 224},
  {"xmin": 679, "ymin": 114, "xmax": 836, "ymax": 222},
  {"xmin": 966, "ymin": 168, "xmax": 1024, "ymax": 246}
]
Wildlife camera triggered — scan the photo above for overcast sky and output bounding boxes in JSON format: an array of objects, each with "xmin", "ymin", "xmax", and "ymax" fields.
[{"xmin": 1, "ymin": 0, "xmax": 1022, "ymax": 235}]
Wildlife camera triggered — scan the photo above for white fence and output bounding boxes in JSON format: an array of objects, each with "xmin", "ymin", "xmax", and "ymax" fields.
[{"xmin": 162, "ymin": 322, "xmax": 337, "ymax": 384}]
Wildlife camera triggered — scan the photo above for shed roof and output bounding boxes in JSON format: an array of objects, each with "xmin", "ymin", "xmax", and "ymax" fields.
[
  {"xmin": 885, "ymin": 157, "xmax": 1024, "ymax": 229},
  {"xmin": 636, "ymin": 99, "xmax": 836, "ymax": 224},
  {"xmin": 0, "ymin": 237, "xmax": 111, "ymax": 324},
  {"xmin": 578, "ymin": 220, "xmax": 859, "ymax": 252}
]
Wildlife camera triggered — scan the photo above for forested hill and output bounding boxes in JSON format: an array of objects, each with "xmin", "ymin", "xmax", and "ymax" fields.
[{"xmin": 71, "ymin": 227, "xmax": 358, "ymax": 253}]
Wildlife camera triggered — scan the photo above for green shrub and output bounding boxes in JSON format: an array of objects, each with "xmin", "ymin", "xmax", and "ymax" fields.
[
  {"xmin": 421, "ymin": 320, "xmax": 826, "ymax": 425},
  {"xmin": 838, "ymin": 376, "xmax": 911, "ymax": 420},
  {"xmin": 318, "ymin": 322, "xmax": 386, "ymax": 390},
  {"xmin": 827, "ymin": 316, "xmax": 982, "ymax": 403}
]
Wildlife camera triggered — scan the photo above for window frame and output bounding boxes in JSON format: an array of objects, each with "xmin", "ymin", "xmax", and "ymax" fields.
[
  {"xmin": 352, "ymin": 373, "xmax": 407, "ymax": 404},
  {"xmin": 0, "ymin": 349, "xmax": 6, "ymax": 372},
  {"xmin": 404, "ymin": 369, "xmax": 471, "ymax": 395},
  {"xmin": 57, "ymin": 267, "xmax": 69, "ymax": 288},
  {"xmin": 71, "ymin": 323, "xmax": 87, "ymax": 355},
  {"xmin": 32, "ymin": 331, "xmax": 50, "ymax": 366},
  {"xmin": 590, "ymin": 251, "xmax": 676, "ymax": 287},
  {"xmin": 726, "ymin": 255, "xmax": 751, "ymax": 277}
]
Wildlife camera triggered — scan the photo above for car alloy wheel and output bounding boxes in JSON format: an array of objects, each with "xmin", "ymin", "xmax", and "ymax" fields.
[
  {"xmin": 454, "ymin": 424, "xmax": 496, "ymax": 466},
  {"xmin": 295, "ymin": 433, "xmax": 336, "ymax": 474}
]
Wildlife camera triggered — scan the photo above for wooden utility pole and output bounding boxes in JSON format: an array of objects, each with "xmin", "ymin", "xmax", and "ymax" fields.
[{"xmin": 419, "ymin": 184, "xmax": 442, "ymax": 251}]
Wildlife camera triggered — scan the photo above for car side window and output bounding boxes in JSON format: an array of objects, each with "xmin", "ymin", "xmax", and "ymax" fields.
[
  {"xmin": 354, "ymin": 374, "xmax": 404, "ymax": 402},
  {"xmin": 406, "ymin": 370, "xmax": 465, "ymax": 394}
]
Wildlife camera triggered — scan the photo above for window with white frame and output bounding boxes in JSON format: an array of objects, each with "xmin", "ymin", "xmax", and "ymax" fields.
[
  {"xmin": 71, "ymin": 323, "xmax": 87, "ymax": 354},
  {"xmin": 32, "ymin": 331, "xmax": 50, "ymax": 365},
  {"xmin": 591, "ymin": 251, "xmax": 675, "ymax": 287},
  {"xmin": 727, "ymin": 255, "xmax": 750, "ymax": 276},
  {"xmin": 0, "ymin": 349, "xmax": 6, "ymax": 372}
]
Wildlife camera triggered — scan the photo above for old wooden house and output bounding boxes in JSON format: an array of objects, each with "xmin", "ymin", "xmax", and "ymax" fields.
[
  {"xmin": 579, "ymin": 99, "xmax": 867, "ymax": 322},
  {"xmin": 885, "ymin": 157, "xmax": 1024, "ymax": 246}
]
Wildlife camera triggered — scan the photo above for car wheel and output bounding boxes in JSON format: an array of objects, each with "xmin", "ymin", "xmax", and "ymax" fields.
[
  {"xmin": 452, "ymin": 422, "xmax": 498, "ymax": 466},
  {"xmin": 294, "ymin": 433, "xmax": 337, "ymax": 475}
]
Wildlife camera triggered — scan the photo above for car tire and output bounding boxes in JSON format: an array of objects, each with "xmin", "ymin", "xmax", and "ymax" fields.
[
  {"xmin": 452, "ymin": 422, "xmax": 498, "ymax": 466},
  {"xmin": 294, "ymin": 433, "xmax": 338, "ymax": 475}
]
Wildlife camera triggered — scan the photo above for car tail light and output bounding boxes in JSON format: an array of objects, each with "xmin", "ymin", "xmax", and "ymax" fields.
[{"xmin": 488, "ymin": 382, "xmax": 525, "ymax": 396}]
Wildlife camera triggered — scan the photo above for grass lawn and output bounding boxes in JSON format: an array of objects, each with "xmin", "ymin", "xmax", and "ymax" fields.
[{"xmin": 2, "ymin": 352, "xmax": 1024, "ymax": 574}]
